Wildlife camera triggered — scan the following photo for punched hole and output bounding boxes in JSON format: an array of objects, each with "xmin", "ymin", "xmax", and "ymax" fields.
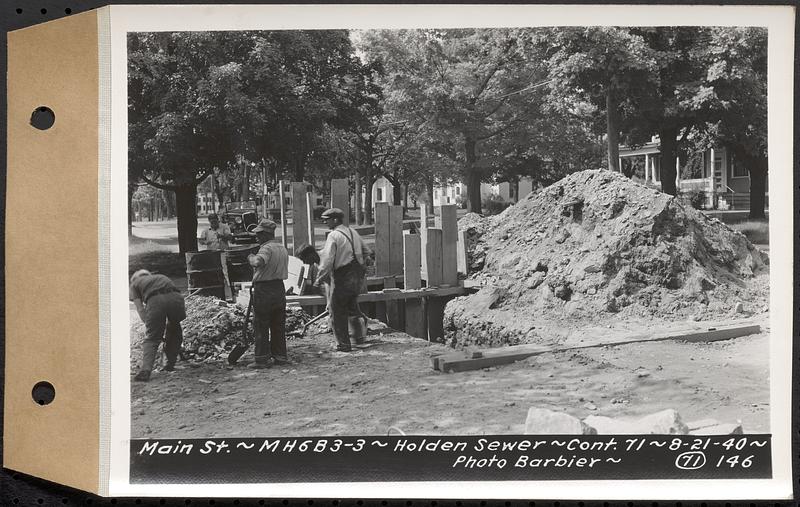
[
  {"xmin": 40, "ymin": 8, "xmax": 46, "ymax": 14},
  {"xmin": 65, "ymin": 7, "xmax": 72, "ymax": 14},
  {"xmin": 15, "ymin": 8, "xmax": 22, "ymax": 13},
  {"xmin": 30, "ymin": 106, "xmax": 55, "ymax": 130},
  {"xmin": 32, "ymin": 381, "xmax": 55, "ymax": 405}
]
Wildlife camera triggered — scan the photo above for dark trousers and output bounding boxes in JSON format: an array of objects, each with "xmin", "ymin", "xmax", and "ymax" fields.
[
  {"xmin": 252, "ymin": 280, "xmax": 288, "ymax": 363},
  {"xmin": 330, "ymin": 263, "xmax": 363, "ymax": 349},
  {"xmin": 141, "ymin": 292, "xmax": 186, "ymax": 373}
]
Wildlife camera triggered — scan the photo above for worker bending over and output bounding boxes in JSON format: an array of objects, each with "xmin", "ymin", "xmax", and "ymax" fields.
[
  {"xmin": 129, "ymin": 269, "xmax": 186, "ymax": 382},
  {"xmin": 247, "ymin": 219, "xmax": 290, "ymax": 368},
  {"xmin": 314, "ymin": 208, "xmax": 372, "ymax": 352}
]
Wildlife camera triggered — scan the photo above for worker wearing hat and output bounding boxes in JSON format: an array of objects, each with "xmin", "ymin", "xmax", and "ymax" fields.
[
  {"xmin": 199, "ymin": 213, "xmax": 233, "ymax": 251},
  {"xmin": 129, "ymin": 269, "xmax": 186, "ymax": 381},
  {"xmin": 247, "ymin": 219, "xmax": 290, "ymax": 368},
  {"xmin": 315, "ymin": 208, "xmax": 373, "ymax": 352}
]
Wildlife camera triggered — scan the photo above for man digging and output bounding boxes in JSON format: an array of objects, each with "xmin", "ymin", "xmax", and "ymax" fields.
[
  {"xmin": 315, "ymin": 208, "xmax": 372, "ymax": 352},
  {"xmin": 130, "ymin": 269, "xmax": 186, "ymax": 382},
  {"xmin": 247, "ymin": 219, "xmax": 291, "ymax": 368}
]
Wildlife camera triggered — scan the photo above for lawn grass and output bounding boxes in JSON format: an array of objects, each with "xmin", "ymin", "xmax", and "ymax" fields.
[
  {"xmin": 729, "ymin": 219, "xmax": 770, "ymax": 245},
  {"xmin": 129, "ymin": 238, "xmax": 186, "ymax": 278}
]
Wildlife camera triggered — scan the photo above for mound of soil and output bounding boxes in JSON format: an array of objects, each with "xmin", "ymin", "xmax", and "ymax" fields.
[
  {"xmin": 446, "ymin": 170, "xmax": 769, "ymax": 348},
  {"xmin": 130, "ymin": 295, "xmax": 310, "ymax": 369}
]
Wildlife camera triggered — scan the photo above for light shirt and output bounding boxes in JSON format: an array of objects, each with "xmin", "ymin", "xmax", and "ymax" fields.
[
  {"xmin": 252, "ymin": 240, "xmax": 289, "ymax": 282},
  {"xmin": 317, "ymin": 225, "xmax": 372, "ymax": 282},
  {"xmin": 200, "ymin": 223, "xmax": 232, "ymax": 250}
]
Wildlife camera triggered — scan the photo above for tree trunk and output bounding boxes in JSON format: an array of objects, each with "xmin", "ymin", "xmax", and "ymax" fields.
[
  {"xmin": 363, "ymin": 160, "xmax": 374, "ymax": 225},
  {"xmin": 659, "ymin": 127, "xmax": 679, "ymax": 196},
  {"xmin": 426, "ymin": 177, "xmax": 434, "ymax": 209},
  {"xmin": 403, "ymin": 184, "xmax": 409, "ymax": 214},
  {"xmin": 464, "ymin": 135, "xmax": 482, "ymax": 212},
  {"xmin": 242, "ymin": 162, "xmax": 250, "ymax": 201},
  {"xmin": 127, "ymin": 185, "xmax": 135, "ymax": 236},
  {"xmin": 175, "ymin": 184, "xmax": 199, "ymax": 253},
  {"xmin": 354, "ymin": 170, "xmax": 363, "ymax": 225},
  {"xmin": 748, "ymin": 155, "xmax": 768, "ymax": 219},
  {"xmin": 392, "ymin": 174, "xmax": 403, "ymax": 206},
  {"xmin": 606, "ymin": 89, "xmax": 620, "ymax": 173}
]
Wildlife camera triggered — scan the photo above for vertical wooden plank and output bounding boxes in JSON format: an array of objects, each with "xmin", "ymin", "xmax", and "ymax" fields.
[
  {"xmin": 438, "ymin": 204, "xmax": 458, "ymax": 286},
  {"xmin": 457, "ymin": 229, "xmax": 469, "ymax": 277},
  {"xmin": 279, "ymin": 180, "xmax": 288, "ymax": 250},
  {"xmin": 305, "ymin": 192, "xmax": 315, "ymax": 248},
  {"xmin": 389, "ymin": 205, "xmax": 404, "ymax": 277},
  {"xmin": 425, "ymin": 228, "xmax": 443, "ymax": 287},
  {"xmin": 404, "ymin": 299, "xmax": 426, "ymax": 339},
  {"xmin": 331, "ymin": 178, "xmax": 350, "ymax": 226},
  {"xmin": 403, "ymin": 233, "xmax": 422, "ymax": 290},
  {"xmin": 374, "ymin": 202, "xmax": 390, "ymax": 276},
  {"xmin": 419, "ymin": 203, "xmax": 429, "ymax": 283},
  {"xmin": 291, "ymin": 182, "xmax": 309, "ymax": 254},
  {"xmin": 384, "ymin": 277, "xmax": 402, "ymax": 330},
  {"xmin": 220, "ymin": 251, "xmax": 233, "ymax": 301},
  {"xmin": 426, "ymin": 297, "xmax": 446, "ymax": 342}
]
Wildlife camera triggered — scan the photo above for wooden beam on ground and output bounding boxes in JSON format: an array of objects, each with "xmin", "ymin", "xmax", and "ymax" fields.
[
  {"xmin": 374, "ymin": 202, "xmax": 390, "ymax": 276},
  {"xmin": 436, "ymin": 204, "xmax": 458, "ymax": 286},
  {"xmin": 389, "ymin": 205, "xmax": 404, "ymax": 277},
  {"xmin": 457, "ymin": 229, "xmax": 468, "ymax": 277},
  {"xmin": 279, "ymin": 180, "xmax": 288, "ymax": 250},
  {"xmin": 305, "ymin": 192, "xmax": 315, "ymax": 248},
  {"xmin": 291, "ymin": 182, "xmax": 309, "ymax": 254},
  {"xmin": 403, "ymin": 233, "xmax": 422, "ymax": 290},
  {"xmin": 331, "ymin": 178, "xmax": 349, "ymax": 226},
  {"xmin": 436, "ymin": 322, "xmax": 764, "ymax": 373}
]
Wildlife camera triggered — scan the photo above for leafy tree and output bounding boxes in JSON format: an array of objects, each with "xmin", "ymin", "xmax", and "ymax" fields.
[
  {"xmin": 542, "ymin": 27, "xmax": 654, "ymax": 174},
  {"xmin": 358, "ymin": 28, "xmax": 552, "ymax": 212}
]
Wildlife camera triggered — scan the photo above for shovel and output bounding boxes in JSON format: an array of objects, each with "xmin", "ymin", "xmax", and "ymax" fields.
[{"xmin": 227, "ymin": 287, "xmax": 253, "ymax": 365}]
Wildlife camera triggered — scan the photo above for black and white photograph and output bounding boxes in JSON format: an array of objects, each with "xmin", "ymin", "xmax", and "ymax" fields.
[{"xmin": 112, "ymin": 4, "xmax": 793, "ymax": 498}]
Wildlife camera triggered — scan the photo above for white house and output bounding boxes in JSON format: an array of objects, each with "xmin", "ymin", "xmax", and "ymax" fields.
[{"xmin": 618, "ymin": 136, "xmax": 760, "ymax": 210}]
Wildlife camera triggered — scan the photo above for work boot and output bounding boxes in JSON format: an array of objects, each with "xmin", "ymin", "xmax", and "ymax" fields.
[
  {"xmin": 273, "ymin": 357, "xmax": 292, "ymax": 366},
  {"xmin": 133, "ymin": 371, "xmax": 150, "ymax": 382},
  {"xmin": 335, "ymin": 345, "xmax": 352, "ymax": 353},
  {"xmin": 247, "ymin": 362, "xmax": 270, "ymax": 369}
]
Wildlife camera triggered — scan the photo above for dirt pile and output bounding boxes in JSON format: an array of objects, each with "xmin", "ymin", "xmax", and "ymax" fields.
[
  {"xmin": 446, "ymin": 170, "xmax": 769, "ymax": 348},
  {"xmin": 131, "ymin": 295, "xmax": 310, "ymax": 369}
]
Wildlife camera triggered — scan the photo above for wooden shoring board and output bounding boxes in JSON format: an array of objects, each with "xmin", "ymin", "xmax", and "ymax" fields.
[
  {"xmin": 403, "ymin": 233, "xmax": 422, "ymax": 290},
  {"xmin": 425, "ymin": 228, "xmax": 443, "ymax": 287},
  {"xmin": 420, "ymin": 203, "xmax": 429, "ymax": 282},
  {"xmin": 374, "ymin": 202, "xmax": 390, "ymax": 276},
  {"xmin": 305, "ymin": 192, "xmax": 315, "ymax": 248},
  {"xmin": 435, "ymin": 322, "xmax": 763, "ymax": 373},
  {"xmin": 405, "ymin": 298, "xmax": 426, "ymax": 339},
  {"xmin": 331, "ymin": 178, "xmax": 350, "ymax": 226},
  {"xmin": 384, "ymin": 276, "xmax": 403, "ymax": 330},
  {"xmin": 279, "ymin": 180, "xmax": 288, "ymax": 250},
  {"xmin": 457, "ymin": 229, "xmax": 468, "ymax": 276},
  {"xmin": 426, "ymin": 297, "xmax": 446, "ymax": 342},
  {"xmin": 436, "ymin": 204, "xmax": 458, "ymax": 286},
  {"xmin": 389, "ymin": 205, "xmax": 404, "ymax": 277},
  {"xmin": 291, "ymin": 182, "xmax": 309, "ymax": 254}
]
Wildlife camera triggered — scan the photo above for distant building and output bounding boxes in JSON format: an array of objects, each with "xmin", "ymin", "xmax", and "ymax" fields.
[{"xmin": 618, "ymin": 136, "xmax": 764, "ymax": 210}]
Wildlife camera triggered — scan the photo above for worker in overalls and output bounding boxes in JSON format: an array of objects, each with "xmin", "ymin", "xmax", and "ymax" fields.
[
  {"xmin": 315, "ymin": 208, "xmax": 372, "ymax": 352},
  {"xmin": 129, "ymin": 269, "xmax": 186, "ymax": 381},
  {"xmin": 247, "ymin": 219, "xmax": 290, "ymax": 368}
]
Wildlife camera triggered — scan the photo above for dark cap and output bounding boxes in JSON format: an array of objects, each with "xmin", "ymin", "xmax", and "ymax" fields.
[
  {"xmin": 208, "ymin": 213, "xmax": 219, "ymax": 220},
  {"xmin": 321, "ymin": 208, "xmax": 344, "ymax": 219},
  {"xmin": 252, "ymin": 219, "xmax": 277, "ymax": 233}
]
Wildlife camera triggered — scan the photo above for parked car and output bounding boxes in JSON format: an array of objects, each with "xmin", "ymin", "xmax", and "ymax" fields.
[{"xmin": 221, "ymin": 201, "xmax": 259, "ymax": 244}]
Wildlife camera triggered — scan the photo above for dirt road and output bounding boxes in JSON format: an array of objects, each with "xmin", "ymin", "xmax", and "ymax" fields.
[{"xmin": 131, "ymin": 323, "xmax": 769, "ymax": 438}]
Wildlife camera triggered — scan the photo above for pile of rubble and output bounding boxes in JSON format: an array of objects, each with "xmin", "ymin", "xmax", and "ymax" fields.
[
  {"xmin": 524, "ymin": 407, "xmax": 743, "ymax": 435},
  {"xmin": 130, "ymin": 295, "xmax": 310, "ymax": 369},
  {"xmin": 447, "ymin": 170, "xmax": 769, "ymax": 348}
]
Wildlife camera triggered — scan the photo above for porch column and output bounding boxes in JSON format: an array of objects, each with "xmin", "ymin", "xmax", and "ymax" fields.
[
  {"xmin": 644, "ymin": 154, "xmax": 650, "ymax": 182},
  {"xmin": 618, "ymin": 157, "xmax": 623, "ymax": 172},
  {"xmin": 675, "ymin": 156, "xmax": 681, "ymax": 188}
]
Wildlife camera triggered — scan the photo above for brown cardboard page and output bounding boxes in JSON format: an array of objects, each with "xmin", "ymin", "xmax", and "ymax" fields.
[{"xmin": 5, "ymin": 10, "xmax": 101, "ymax": 493}]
